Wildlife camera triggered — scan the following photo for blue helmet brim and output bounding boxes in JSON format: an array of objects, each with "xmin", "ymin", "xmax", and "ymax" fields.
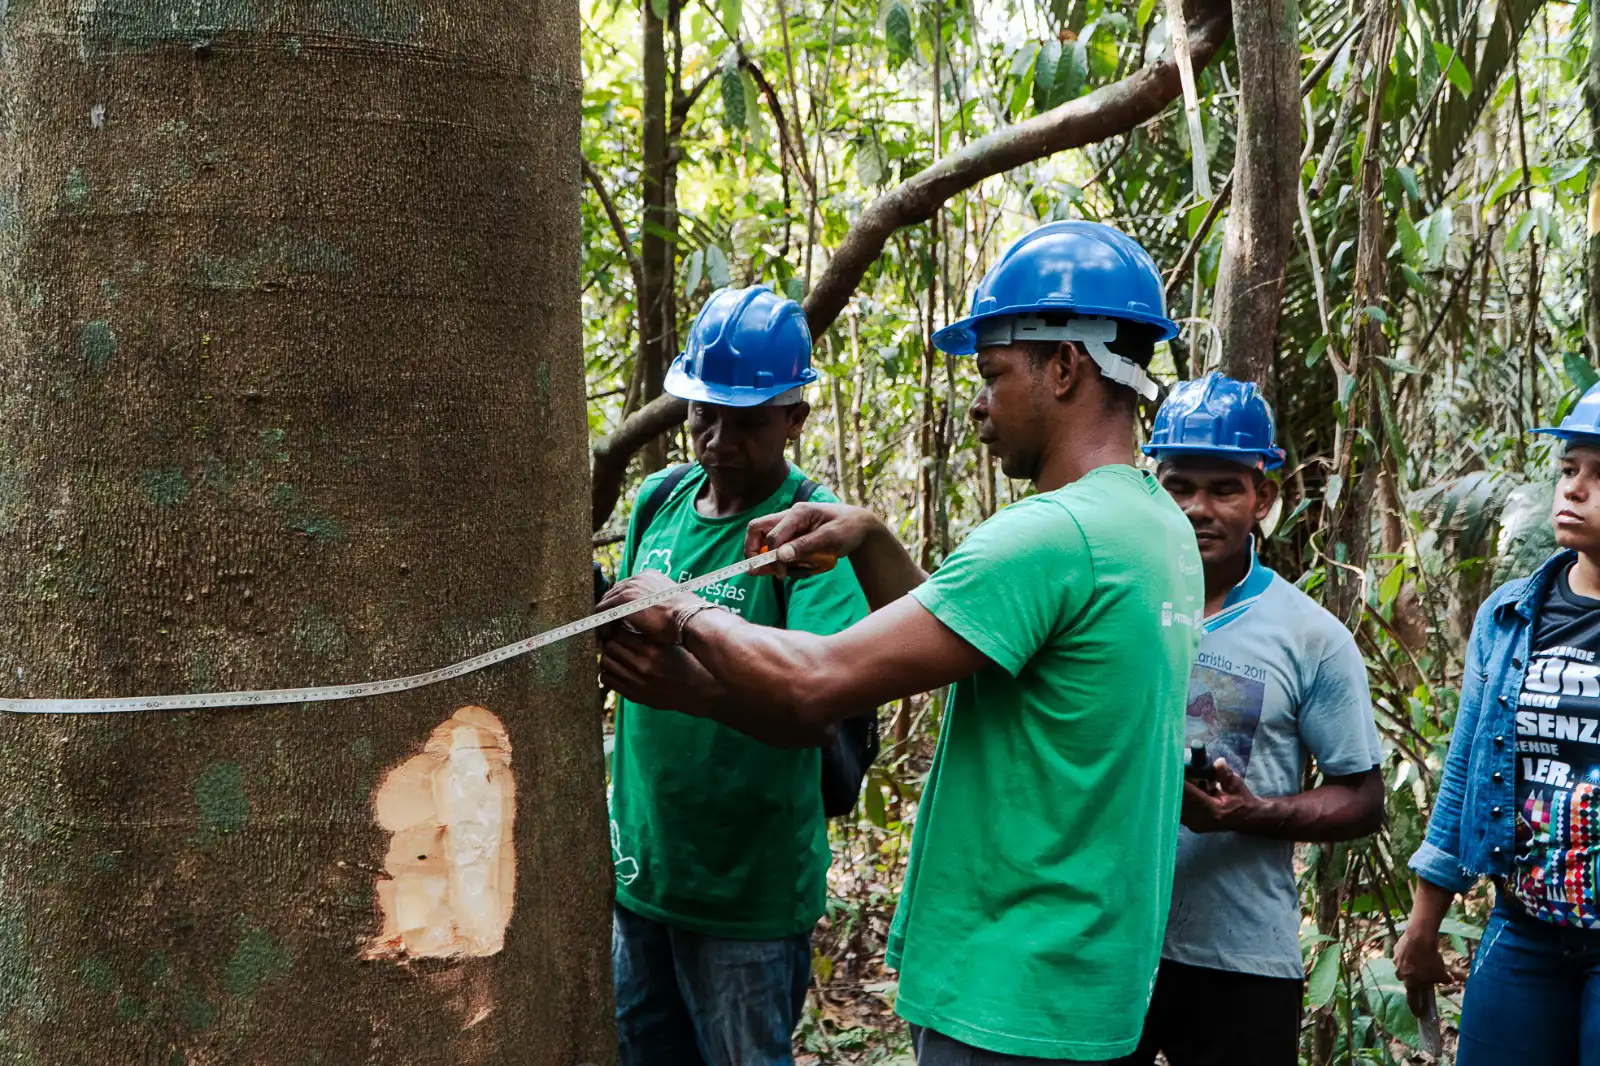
[
  {"xmin": 664, "ymin": 361, "xmax": 818, "ymax": 407},
  {"xmin": 935, "ymin": 306, "xmax": 1181, "ymax": 355},
  {"xmin": 1142, "ymin": 443, "xmax": 1285, "ymax": 472}
]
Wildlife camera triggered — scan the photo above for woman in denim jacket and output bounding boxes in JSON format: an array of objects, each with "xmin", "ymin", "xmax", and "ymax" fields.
[{"xmin": 1396, "ymin": 386, "xmax": 1600, "ymax": 1064}]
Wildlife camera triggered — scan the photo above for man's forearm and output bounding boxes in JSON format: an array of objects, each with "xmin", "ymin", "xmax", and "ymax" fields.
[
  {"xmin": 849, "ymin": 524, "xmax": 929, "ymax": 612},
  {"xmin": 1234, "ymin": 774, "xmax": 1385, "ymax": 842},
  {"xmin": 679, "ymin": 609, "xmax": 862, "ymax": 745}
]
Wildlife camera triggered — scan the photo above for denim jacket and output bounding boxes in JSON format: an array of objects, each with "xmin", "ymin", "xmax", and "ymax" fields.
[{"xmin": 1409, "ymin": 550, "xmax": 1575, "ymax": 895}]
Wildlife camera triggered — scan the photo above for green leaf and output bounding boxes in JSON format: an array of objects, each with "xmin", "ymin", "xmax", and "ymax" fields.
[
  {"xmin": 855, "ymin": 133, "xmax": 889, "ymax": 187},
  {"xmin": 1380, "ymin": 357, "xmax": 1422, "ymax": 375},
  {"xmin": 1009, "ymin": 40, "xmax": 1039, "ymax": 77},
  {"xmin": 1306, "ymin": 945, "xmax": 1341, "ymax": 1009},
  {"xmin": 1034, "ymin": 39, "xmax": 1086, "ymax": 113},
  {"xmin": 720, "ymin": 64, "xmax": 746, "ymax": 131},
  {"xmin": 1506, "ymin": 209, "xmax": 1538, "ymax": 253},
  {"xmin": 1395, "ymin": 165, "xmax": 1421, "ymax": 204},
  {"xmin": 1566, "ymin": 352, "xmax": 1600, "ymax": 392},
  {"xmin": 1080, "ymin": 22, "xmax": 1118, "ymax": 81},
  {"xmin": 1416, "ymin": 27, "xmax": 1440, "ymax": 107},
  {"xmin": 885, "ymin": 0, "xmax": 913, "ymax": 70},
  {"xmin": 743, "ymin": 72, "xmax": 766, "ymax": 151},
  {"xmin": 1422, "ymin": 206, "xmax": 1452, "ymax": 268},
  {"xmin": 863, "ymin": 778, "xmax": 887, "ymax": 829},
  {"xmin": 1445, "ymin": 53, "xmax": 1472, "ymax": 98},
  {"xmin": 1185, "ymin": 198, "xmax": 1213, "ymax": 238},
  {"xmin": 1136, "ymin": 0, "xmax": 1157, "ymax": 32},
  {"xmin": 1304, "ymin": 336, "xmax": 1329, "ymax": 367},
  {"xmin": 1325, "ymin": 472, "xmax": 1345, "ymax": 513},
  {"xmin": 704, "ymin": 244, "xmax": 731, "ymax": 288},
  {"xmin": 1486, "ymin": 169, "xmax": 1523, "ymax": 207},
  {"xmin": 650, "ymin": 0, "xmax": 669, "ymax": 20},
  {"xmin": 1359, "ymin": 304, "xmax": 1390, "ymax": 326},
  {"xmin": 721, "ymin": 0, "xmax": 741, "ymax": 36},
  {"xmin": 1396, "ymin": 211, "xmax": 1423, "ymax": 266},
  {"xmin": 683, "ymin": 248, "xmax": 705, "ymax": 294},
  {"xmin": 1033, "ymin": 39, "xmax": 1060, "ymax": 112},
  {"xmin": 1401, "ymin": 263, "xmax": 1427, "ymax": 295},
  {"xmin": 1378, "ymin": 563, "xmax": 1405, "ymax": 607},
  {"xmin": 782, "ymin": 276, "xmax": 805, "ymax": 301}
]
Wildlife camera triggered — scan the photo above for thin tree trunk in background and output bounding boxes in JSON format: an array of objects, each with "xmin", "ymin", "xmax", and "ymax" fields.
[
  {"xmin": 0, "ymin": 3, "xmax": 612, "ymax": 1062},
  {"xmin": 829, "ymin": 340, "xmax": 851, "ymax": 502},
  {"xmin": 1316, "ymin": 8, "xmax": 1393, "ymax": 1062},
  {"xmin": 640, "ymin": 0, "xmax": 671, "ymax": 472},
  {"xmin": 1214, "ymin": 0, "xmax": 1300, "ymax": 389},
  {"xmin": 1588, "ymin": 0, "xmax": 1600, "ymax": 360},
  {"xmin": 849, "ymin": 312, "xmax": 868, "ymax": 505},
  {"xmin": 918, "ymin": 223, "xmax": 938, "ymax": 572}
]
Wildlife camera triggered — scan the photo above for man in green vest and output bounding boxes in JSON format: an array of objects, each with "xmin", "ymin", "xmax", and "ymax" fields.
[
  {"xmin": 600, "ymin": 222, "xmax": 1205, "ymax": 1064},
  {"xmin": 608, "ymin": 284, "xmax": 870, "ymax": 1066}
]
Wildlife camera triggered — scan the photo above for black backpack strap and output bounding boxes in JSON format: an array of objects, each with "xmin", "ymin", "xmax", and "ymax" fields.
[
  {"xmin": 773, "ymin": 477, "xmax": 821, "ymax": 623},
  {"xmin": 622, "ymin": 463, "xmax": 694, "ymax": 578},
  {"xmin": 635, "ymin": 463, "xmax": 694, "ymax": 538}
]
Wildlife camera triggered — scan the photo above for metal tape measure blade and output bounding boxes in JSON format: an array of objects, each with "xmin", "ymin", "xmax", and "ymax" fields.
[{"xmin": 0, "ymin": 553, "xmax": 773, "ymax": 714}]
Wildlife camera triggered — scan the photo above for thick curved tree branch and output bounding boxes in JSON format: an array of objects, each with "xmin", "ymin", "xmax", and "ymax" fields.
[
  {"xmin": 800, "ymin": 0, "xmax": 1233, "ymax": 336},
  {"xmin": 590, "ymin": 0, "xmax": 1234, "ymax": 530},
  {"xmin": 592, "ymin": 392, "xmax": 689, "ymax": 529}
]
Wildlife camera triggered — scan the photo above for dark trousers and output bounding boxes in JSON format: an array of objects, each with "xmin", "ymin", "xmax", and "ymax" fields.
[
  {"xmin": 1110, "ymin": 958, "xmax": 1302, "ymax": 1066},
  {"xmin": 910, "ymin": 1025, "xmax": 1109, "ymax": 1065},
  {"xmin": 612, "ymin": 903, "xmax": 811, "ymax": 1066},
  {"xmin": 1456, "ymin": 902, "xmax": 1600, "ymax": 1066}
]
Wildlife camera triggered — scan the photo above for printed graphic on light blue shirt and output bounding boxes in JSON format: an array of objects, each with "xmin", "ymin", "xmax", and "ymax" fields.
[
  {"xmin": 1162, "ymin": 560, "xmax": 1382, "ymax": 980},
  {"xmin": 1187, "ymin": 661, "xmax": 1266, "ymax": 777}
]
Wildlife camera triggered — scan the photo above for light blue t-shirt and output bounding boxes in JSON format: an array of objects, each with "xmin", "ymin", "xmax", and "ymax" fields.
[{"xmin": 1162, "ymin": 556, "xmax": 1381, "ymax": 980}]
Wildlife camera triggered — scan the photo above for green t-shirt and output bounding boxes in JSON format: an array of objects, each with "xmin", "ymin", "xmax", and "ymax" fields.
[
  {"xmin": 889, "ymin": 465, "xmax": 1203, "ymax": 1059},
  {"xmin": 611, "ymin": 463, "xmax": 869, "ymax": 939}
]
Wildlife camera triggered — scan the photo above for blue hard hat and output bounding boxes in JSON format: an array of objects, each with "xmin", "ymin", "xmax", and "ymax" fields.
[
  {"xmin": 1143, "ymin": 372, "xmax": 1286, "ymax": 471},
  {"xmin": 1533, "ymin": 381, "xmax": 1600, "ymax": 445},
  {"xmin": 665, "ymin": 285, "xmax": 818, "ymax": 407},
  {"xmin": 932, "ymin": 221, "xmax": 1179, "ymax": 356}
]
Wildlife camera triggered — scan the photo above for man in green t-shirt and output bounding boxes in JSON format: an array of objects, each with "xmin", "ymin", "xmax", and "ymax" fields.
[
  {"xmin": 600, "ymin": 222, "xmax": 1204, "ymax": 1064},
  {"xmin": 608, "ymin": 284, "xmax": 869, "ymax": 1066}
]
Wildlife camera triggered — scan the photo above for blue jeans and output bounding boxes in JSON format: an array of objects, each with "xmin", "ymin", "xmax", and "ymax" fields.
[
  {"xmin": 612, "ymin": 903, "xmax": 811, "ymax": 1066},
  {"xmin": 1457, "ymin": 901, "xmax": 1600, "ymax": 1066}
]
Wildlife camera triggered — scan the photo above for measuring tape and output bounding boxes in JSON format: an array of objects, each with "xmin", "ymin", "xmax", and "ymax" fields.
[{"xmin": 0, "ymin": 553, "xmax": 783, "ymax": 715}]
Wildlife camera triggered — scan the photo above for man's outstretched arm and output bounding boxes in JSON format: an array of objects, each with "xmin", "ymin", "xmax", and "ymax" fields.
[
  {"xmin": 599, "ymin": 583, "xmax": 988, "ymax": 746},
  {"xmin": 744, "ymin": 503, "xmax": 928, "ymax": 612}
]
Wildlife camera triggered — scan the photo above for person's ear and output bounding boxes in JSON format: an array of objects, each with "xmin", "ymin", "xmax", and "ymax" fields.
[
  {"xmin": 1052, "ymin": 342, "xmax": 1088, "ymax": 401},
  {"xmin": 785, "ymin": 402, "xmax": 811, "ymax": 441},
  {"xmin": 1253, "ymin": 475, "xmax": 1280, "ymax": 523}
]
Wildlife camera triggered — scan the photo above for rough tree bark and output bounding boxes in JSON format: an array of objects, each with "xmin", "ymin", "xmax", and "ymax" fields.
[
  {"xmin": 639, "ymin": 0, "xmax": 671, "ymax": 472},
  {"xmin": 1214, "ymin": 0, "xmax": 1300, "ymax": 388},
  {"xmin": 0, "ymin": 3, "xmax": 613, "ymax": 1063},
  {"xmin": 589, "ymin": 0, "xmax": 1236, "ymax": 530}
]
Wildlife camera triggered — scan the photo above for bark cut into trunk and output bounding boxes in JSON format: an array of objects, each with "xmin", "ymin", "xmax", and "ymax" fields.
[
  {"xmin": 1214, "ymin": 0, "xmax": 1300, "ymax": 388},
  {"xmin": 0, "ymin": 3, "xmax": 614, "ymax": 1062}
]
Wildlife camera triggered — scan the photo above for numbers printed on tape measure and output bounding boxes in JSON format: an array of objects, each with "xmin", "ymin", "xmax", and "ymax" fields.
[{"xmin": 0, "ymin": 551, "xmax": 782, "ymax": 715}]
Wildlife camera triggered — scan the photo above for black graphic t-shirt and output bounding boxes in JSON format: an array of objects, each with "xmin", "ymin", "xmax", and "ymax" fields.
[{"xmin": 1511, "ymin": 565, "xmax": 1600, "ymax": 927}]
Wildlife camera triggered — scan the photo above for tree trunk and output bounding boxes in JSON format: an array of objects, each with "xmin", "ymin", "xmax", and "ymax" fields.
[
  {"xmin": 1214, "ymin": 0, "xmax": 1300, "ymax": 388},
  {"xmin": 0, "ymin": 4, "xmax": 614, "ymax": 1063},
  {"xmin": 639, "ymin": 0, "xmax": 671, "ymax": 472},
  {"xmin": 1586, "ymin": 0, "xmax": 1600, "ymax": 360}
]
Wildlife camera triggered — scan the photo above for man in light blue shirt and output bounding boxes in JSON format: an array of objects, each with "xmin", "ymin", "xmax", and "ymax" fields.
[{"xmin": 1114, "ymin": 373, "xmax": 1385, "ymax": 1066}]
